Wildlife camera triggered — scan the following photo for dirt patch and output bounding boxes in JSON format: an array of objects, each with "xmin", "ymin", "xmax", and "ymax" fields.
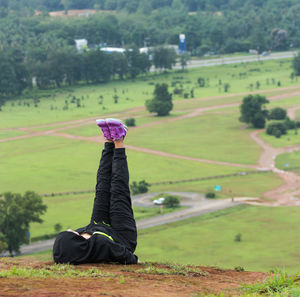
[{"xmin": 0, "ymin": 258, "xmax": 267, "ymax": 297}]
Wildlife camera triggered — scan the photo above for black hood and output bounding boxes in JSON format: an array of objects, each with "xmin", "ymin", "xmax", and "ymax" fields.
[{"xmin": 53, "ymin": 231, "xmax": 89, "ymax": 264}]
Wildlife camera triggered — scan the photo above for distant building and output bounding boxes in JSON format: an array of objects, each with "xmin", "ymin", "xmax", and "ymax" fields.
[
  {"xmin": 100, "ymin": 47, "xmax": 126, "ymax": 53},
  {"xmin": 249, "ymin": 49, "xmax": 258, "ymax": 54},
  {"xmin": 75, "ymin": 39, "xmax": 88, "ymax": 52}
]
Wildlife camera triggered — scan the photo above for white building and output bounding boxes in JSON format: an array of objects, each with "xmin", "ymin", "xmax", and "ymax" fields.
[{"xmin": 75, "ymin": 39, "xmax": 88, "ymax": 52}]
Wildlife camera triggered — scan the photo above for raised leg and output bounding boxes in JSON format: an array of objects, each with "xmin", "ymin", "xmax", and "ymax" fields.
[
  {"xmin": 110, "ymin": 147, "xmax": 137, "ymax": 252},
  {"xmin": 90, "ymin": 142, "xmax": 114, "ymax": 225}
]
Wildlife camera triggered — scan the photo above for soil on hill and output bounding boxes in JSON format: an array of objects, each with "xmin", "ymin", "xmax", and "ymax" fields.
[{"xmin": 0, "ymin": 258, "xmax": 267, "ymax": 296}]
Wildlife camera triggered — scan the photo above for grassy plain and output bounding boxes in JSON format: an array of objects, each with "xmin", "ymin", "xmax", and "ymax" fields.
[
  {"xmin": 0, "ymin": 56, "xmax": 298, "ymax": 276},
  {"xmin": 150, "ymin": 172, "xmax": 283, "ymax": 198},
  {"xmin": 260, "ymin": 130, "xmax": 300, "ymax": 148},
  {"xmin": 29, "ymin": 193, "xmax": 179, "ymax": 238},
  {"xmin": 276, "ymin": 151, "xmax": 300, "ymax": 172},
  {"xmin": 0, "ymin": 59, "xmax": 296, "ymax": 129},
  {"xmin": 0, "ymin": 136, "xmax": 252, "ymax": 194},
  {"xmin": 136, "ymin": 205, "xmax": 300, "ymax": 273},
  {"xmin": 27, "ymin": 205, "xmax": 300, "ymax": 274},
  {"xmin": 0, "ymin": 130, "xmax": 27, "ymax": 139},
  {"xmin": 126, "ymin": 108, "xmax": 262, "ymax": 165}
]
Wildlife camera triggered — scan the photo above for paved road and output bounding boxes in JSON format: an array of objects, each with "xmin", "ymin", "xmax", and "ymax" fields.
[
  {"xmin": 174, "ymin": 51, "xmax": 297, "ymax": 69},
  {"xmin": 15, "ymin": 192, "xmax": 241, "ymax": 256}
]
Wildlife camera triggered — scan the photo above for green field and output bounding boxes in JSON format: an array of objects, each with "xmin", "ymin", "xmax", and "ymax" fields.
[
  {"xmin": 276, "ymin": 151, "xmax": 300, "ymax": 174},
  {"xmin": 0, "ymin": 130, "xmax": 28, "ymax": 139},
  {"xmin": 29, "ymin": 193, "xmax": 180, "ymax": 238},
  {"xmin": 0, "ymin": 136, "xmax": 252, "ymax": 194},
  {"xmin": 0, "ymin": 59, "xmax": 296, "ymax": 129},
  {"xmin": 27, "ymin": 205, "xmax": 300, "ymax": 273},
  {"xmin": 150, "ymin": 171, "xmax": 283, "ymax": 199},
  {"xmin": 126, "ymin": 108, "xmax": 262, "ymax": 165},
  {"xmin": 136, "ymin": 205, "xmax": 300, "ymax": 273},
  {"xmin": 1, "ymin": 58, "xmax": 300, "ymax": 274},
  {"xmin": 260, "ymin": 130, "xmax": 300, "ymax": 148}
]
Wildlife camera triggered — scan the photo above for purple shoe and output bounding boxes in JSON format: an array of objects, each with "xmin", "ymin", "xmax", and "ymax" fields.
[
  {"xmin": 106, "ymin": 118, "xmax": 128, "ymax": 141},
  {"xmin": 96, "ymin": 119, "xmax": 112, "ymax": 140}
]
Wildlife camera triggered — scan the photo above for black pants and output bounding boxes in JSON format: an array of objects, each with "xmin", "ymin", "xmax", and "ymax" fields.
[{"xmin": 90, "ymin": 142, "xmax": 137, "ymax": 252}]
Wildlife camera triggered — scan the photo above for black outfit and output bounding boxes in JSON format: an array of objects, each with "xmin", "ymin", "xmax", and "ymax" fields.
[{"xmin": 53, "ymin": 143, "xmax": 138, "ymax": 265}]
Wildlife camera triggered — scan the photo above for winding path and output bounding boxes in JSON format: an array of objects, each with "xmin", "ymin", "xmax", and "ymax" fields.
[{"xmin": 1, "ymin": 87, "xmax": 300, "ymax": 206}]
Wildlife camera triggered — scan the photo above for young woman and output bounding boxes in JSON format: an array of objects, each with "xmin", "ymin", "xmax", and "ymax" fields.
[{"xmin": 53, "ymin": 119, "xmax": 138, "ymax": 265}]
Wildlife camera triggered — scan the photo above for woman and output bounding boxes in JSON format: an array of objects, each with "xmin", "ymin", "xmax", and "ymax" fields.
[{"xmin": 53, "ymin": 119, "xmax": 138, "ymax": 265}]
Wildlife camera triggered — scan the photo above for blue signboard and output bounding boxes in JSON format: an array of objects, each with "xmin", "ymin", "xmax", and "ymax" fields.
[
  {"xmin": 214, "ymin": 185, "xmax": 222, "ymax": 192},
  {"xmin": 179, "ymin": 34, "xmax": 186, "ymax": 53}
]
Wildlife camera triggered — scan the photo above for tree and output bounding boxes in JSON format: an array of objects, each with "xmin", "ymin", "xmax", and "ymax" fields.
[
  {"xmin": 268, "ymin": 107, "xmax": 287, "ymax": 120},
  {"xmin": 152, "ymin": 47, "xmax": 177, "ymax": 71},
  {"xmin": 145, "ymin": 83, "xmax": 173, "ymax": 116},
  {"xmin": 162, "ymin": 195, "xmax": 180, "ymax": 208},
  {"xmin": 0, "ymin": 232, "xmax": 7, "ymax": 254},
  {"xmin": 125, "ymin": 47, "xmax": 151, "ymax": 78},
  {"xmin": 271, "ymin": 28, "xmax": 289, "ymax": 50},
  {"xmin": 292, "ymin": 51, "xmax": 300, "ymax": 76},
  {"xmin": 0, "ymin": 191, "xmax": 47, "ymax": 256},
  {"xmin": 239, "ymin": 94, "xmax": 269, "ymax": 128},
  {"xmin": 130, "ymin": 180, "xmax": 150, "ymax": 195},
  {"xmin": 179, "ymin": 53, "xmax": 190, "ymax": 71},
  {"xmin": 266, "ymin": 122, "xmax": 287, "ymax": 138}
]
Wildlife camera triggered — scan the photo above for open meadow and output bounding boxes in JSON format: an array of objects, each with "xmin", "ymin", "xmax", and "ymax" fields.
[
  {"xmin": 1, "ymin": 58, "xmax": 300, "ymax": 273},
  {"xmin": 136, "ymin": 205, "xmax": 300, "ymax": 273}
]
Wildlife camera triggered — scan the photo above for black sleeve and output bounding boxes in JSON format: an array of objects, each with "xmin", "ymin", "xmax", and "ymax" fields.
[
  {"xmin": 108, "ymin": 240, "xmax": 138, "ymax": 264},
  {"xmin": 89, "ymin": 235, "xmax": 138, "ymax": 264}
]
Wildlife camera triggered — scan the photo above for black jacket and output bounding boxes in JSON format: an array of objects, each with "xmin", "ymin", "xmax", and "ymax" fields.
[{"xmin": 53, "ymin": 222, "xmax": 138, "ymax": 265}]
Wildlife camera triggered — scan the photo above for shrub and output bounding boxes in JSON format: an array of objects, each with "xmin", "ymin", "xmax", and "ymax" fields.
[
  {"xmin": 54, "ymin": 223, "xmax": 62, "ymax": 233},
  {"xmin": 205, "ymin": 192, "xmax": 216, "ymax": 199},
  {"xmin": 268, "ymin": 107, "xmax": 287, "ymax": 120},
  {"xmin": 266, "ymin": 122, "xmax": 287, "ymax": 137},
  {"xmin": 284, "ymin": 117, "xmax": 296, "ymax": 129},
  {"xmin": 130, "ymin": 180, "xmax": 150, "ymax": 195},
  {"xmin": 162, "ymin": 195, "xmax": 180, "ymax": 208},
  {"xmin": 197, "ymin": 77, "xmax": 205, "ymax": 87},
  {"xmin": 235, "ymin": 233, "xmax": 242, "ymax": 242},
  {"xmin": 125, "ymin": 118, "xmax": 136, "ymax": 127},
  {"xmin": 173, "ymin": 88, "xmax": 183, "ymax": 95}
]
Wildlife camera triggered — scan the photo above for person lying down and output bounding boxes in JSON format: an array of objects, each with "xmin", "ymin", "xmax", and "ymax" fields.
[{"xmin": 53, "ymin": 118, "xmax": 138, "ymax": 265}]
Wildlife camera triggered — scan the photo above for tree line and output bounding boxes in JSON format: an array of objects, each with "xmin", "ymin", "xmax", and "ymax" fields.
[
  {"xmin": 0, "ymin": 0, "xmax": 300, "ymax": 57},
  {"xmin": 0, "ymin": 46, "xmax": 178, "ymax": 99}
]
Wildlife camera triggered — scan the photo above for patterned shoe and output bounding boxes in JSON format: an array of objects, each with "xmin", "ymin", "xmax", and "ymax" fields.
[
  {"xmin": 96, "ymin": 119, "xmax": 112, "ymax": 140},
  {"xmin": 106, "ymin": 118, "xmax": 128, "ymax": 141}
]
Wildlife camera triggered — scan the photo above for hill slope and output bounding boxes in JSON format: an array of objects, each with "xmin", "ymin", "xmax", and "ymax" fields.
[{"xmin": 0, "ymin": 258, "xmax": 267, "ymax": 296}]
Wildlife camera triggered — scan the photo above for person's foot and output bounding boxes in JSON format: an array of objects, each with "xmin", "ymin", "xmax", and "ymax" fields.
[
  {"xmin": 96, "ymin": 119, "xmax": 112, "ymax": 141},
  {"xmin": 106, "ymin": 118, "xmax": 128, "ymax": 141}
]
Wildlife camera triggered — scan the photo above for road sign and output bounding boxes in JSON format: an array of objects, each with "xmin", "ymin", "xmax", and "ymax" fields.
[{"xmin": 214, "ymin": 185, "xmax": 222, "ymax": 191}]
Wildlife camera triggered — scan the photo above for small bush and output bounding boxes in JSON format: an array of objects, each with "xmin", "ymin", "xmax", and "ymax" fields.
[
  {"xmin": 205, "ymin": 192, "xmax": 216, "ymax": 199},
  {"xmin": 235, "ymin": 233, "xmax": 242, "ymax": 242},
  {"xmin": 269, "ymin": 107, "xmax": 287, "ymax": 120},
  {"xmin": 130, "ymin": 180, "xmax": 150, "ymax": 195},
  {"xmin": 197, "ymin": 77, "xmax": 205, "ymax": 87},
  {"xmin": 173, "ymin": 88, "xmax": 183, "ymax": 95},
  {"xmin": 125, "ymin": 118, "xmax": 136, "ymax": 127},
  {"xmin": 162, "ymin": 195, "xmax": 180, "ymax": 208},
  {"xmin": 266, "ymin": 122, "xmax": 287, "ymax": 137},
  {"xmin": 54, "ymin": 223, "xmax": 62, "ymax": 233}
]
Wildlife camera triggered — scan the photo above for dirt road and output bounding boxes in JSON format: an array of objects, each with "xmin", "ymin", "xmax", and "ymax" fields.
[{"xmin": 1, "ymin": 86, "xmax": 300, "ymax": 206}]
